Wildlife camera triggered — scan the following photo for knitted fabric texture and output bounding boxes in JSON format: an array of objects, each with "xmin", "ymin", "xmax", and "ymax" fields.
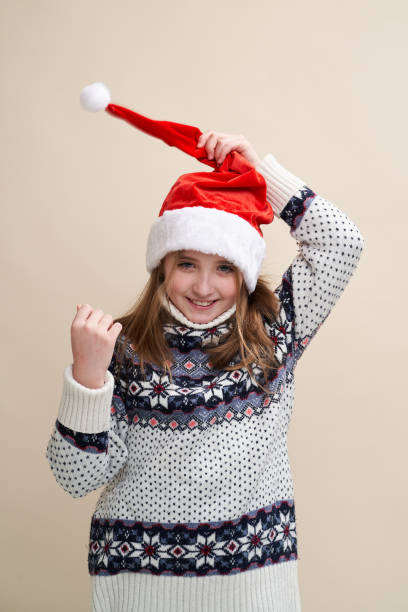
[{"xmin": 46, "ymin": 153, "xmax": 364, "ymax": 612}]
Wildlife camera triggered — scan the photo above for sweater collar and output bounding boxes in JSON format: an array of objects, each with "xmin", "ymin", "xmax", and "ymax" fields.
[{"xmin": 161, "ymin": 294, "xmax": 236, "ymax": 350}]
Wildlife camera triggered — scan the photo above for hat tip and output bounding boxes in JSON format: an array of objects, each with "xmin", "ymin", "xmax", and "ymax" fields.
[{"xmin": 80, "ymin": 82, "xmax": 111, "ymax": 112}]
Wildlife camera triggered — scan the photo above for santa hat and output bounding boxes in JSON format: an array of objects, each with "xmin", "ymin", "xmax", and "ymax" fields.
[{"xmin": 80, "ymin": 82, "xmax": 274, "ymax": 294}]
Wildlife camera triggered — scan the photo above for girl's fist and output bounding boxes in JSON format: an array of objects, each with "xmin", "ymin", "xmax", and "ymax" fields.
[{"xmin": 71, "ymin": 304, "xmax": 123, "ymax": 389}]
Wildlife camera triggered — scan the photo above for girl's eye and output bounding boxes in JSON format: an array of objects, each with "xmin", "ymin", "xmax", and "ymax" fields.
[{"xmin": 178, "ymin": 262, "xmax": 233, "ymax": 273}]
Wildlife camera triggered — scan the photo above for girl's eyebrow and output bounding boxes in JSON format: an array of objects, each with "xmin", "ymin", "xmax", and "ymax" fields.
[{"xmin": 178, "ymin": 254, "xmax": 232, "ymax": 264}]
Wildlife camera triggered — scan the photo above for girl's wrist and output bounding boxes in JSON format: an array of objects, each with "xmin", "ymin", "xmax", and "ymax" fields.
[{"xmin": 72, "ymin": 364, "xmax": 106, "ymax": 389}]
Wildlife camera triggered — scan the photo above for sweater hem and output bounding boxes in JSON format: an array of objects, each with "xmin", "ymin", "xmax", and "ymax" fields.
[{"xmin": 92, "ymin": 558, "xmax": 302, "ymax": 612}]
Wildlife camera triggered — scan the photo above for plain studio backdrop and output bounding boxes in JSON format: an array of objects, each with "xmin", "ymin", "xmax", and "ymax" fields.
[{"xmin": 1, "ymin": 0, "xmax": 407, "ymax": 610}]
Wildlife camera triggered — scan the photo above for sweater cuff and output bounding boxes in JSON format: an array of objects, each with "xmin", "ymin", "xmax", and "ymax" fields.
[
  {"xmin": 57, "ymin": 364, "xmax": 114, "ymax": 434},
  {"xmin": 256, "ymin": 153, "xmax": 307, "ymax": 216}
]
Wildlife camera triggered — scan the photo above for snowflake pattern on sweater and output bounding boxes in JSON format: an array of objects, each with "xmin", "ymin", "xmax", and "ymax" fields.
[{"xmin": 46, "ymin": 155, "xmax": 364, "ymax": 586}]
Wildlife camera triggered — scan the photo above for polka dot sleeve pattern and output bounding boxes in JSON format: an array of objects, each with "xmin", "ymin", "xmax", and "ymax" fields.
[
  {"xmin": 256, "ymin": 154, "xmax": 364, "ymax": 364},
  {"xmin": 45, "ymin": 346, "xmax": 130, "ymax": 498}
]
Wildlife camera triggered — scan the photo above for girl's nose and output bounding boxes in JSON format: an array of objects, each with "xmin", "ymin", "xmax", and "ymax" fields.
[{"xmin": 192, "ymin": 274, "xmax": 214, "ymax": 297}]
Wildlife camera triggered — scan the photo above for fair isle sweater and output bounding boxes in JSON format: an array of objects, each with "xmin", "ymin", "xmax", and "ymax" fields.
[{"xmin": 46, "ymin": 153, "xmax": 364, "ymax": 612}]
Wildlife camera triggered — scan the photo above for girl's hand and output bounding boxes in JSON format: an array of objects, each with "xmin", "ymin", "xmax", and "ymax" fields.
[
  {"xmin": 196, "ymin": 131, "xmax": 261, "ymax": 168},
  {"xmin": 71, "ymin": 304, "xmax": 122, "ymax": 389}
]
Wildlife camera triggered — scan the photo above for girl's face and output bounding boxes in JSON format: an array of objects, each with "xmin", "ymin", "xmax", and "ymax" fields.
[{"xmin": 163, "ymin": 250, "xmax": 242, "ymax": 324}]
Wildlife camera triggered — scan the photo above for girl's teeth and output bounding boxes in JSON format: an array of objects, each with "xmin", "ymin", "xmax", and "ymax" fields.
[{"xmin": 190, "ymin": 299, "xmax": 214, "ymax": 305}]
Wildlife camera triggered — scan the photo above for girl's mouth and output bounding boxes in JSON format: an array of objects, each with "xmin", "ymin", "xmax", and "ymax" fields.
[{"xmin": 186, "ymin": 297, "xmax": 218, "ymax": 310}]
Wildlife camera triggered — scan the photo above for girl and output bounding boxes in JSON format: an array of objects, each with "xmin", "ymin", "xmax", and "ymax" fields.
[{"xmin": 46, "ymin": 84, "xmax": 364, "ymax": 612}]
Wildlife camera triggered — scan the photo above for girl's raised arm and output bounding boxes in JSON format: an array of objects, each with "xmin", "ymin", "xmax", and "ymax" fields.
[
  {"xmin": 256, "ymin": 153, "xmax": 364, "ymax": 365},
  {"xmin": 45, "ymin": 344, "xmax": 129, "ymax": 498}
]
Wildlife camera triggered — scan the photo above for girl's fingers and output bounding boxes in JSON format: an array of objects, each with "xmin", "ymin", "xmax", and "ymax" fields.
[
  {"xmin": 107, "ymin": 321, "xmax": 123, "ymax": 339},
  {"xmin": 206, "ymin": 133, "xmax": 218, "ymax": 159},
  {"xmin": 197, "ymin": 131, "xmax": 218, "ymax": 158},
  {"xmin": 197, "ymin": 131, "xmax": 254, "ymax": 166},
  {"xmin": 76, "ymin": 306, "xmax": 103, "ymax": 325},
  {"xmin": 99, "ymin": 313, "xmax": 114, "ymax": 332},
  {"xmin": 214, "ymin": 141, "xmax": 232, "ymax": 165},
  {"xmin": 75, "ymin": 303, "xmax": 93, "ymax": 320},
  {"xmin": 197, "ymin": 130, "xmax": 212, "ymax": 148},
  {"xmin": 87, "ymin": 308, "xmax": 106, "ymax": 325},
  {"xmin": 75, "ymin": 305, "xmax": 116, "ymax": 332}
]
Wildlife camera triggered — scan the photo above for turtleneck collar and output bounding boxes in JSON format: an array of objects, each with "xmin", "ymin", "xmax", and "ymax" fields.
[{"xmin": 161, "ymin": 293, "xmax": 236, "ymax": 351}]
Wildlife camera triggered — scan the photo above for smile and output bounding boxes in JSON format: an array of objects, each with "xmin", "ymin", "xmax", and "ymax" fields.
[{"xmin": 187, "ymin": 297, "xmax": 218, "ymax": 309}]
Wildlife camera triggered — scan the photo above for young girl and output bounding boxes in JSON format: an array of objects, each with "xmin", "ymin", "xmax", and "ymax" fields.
[{"xmin": 46, "ymin": 83, "xmax": 364, "ymax": 612}]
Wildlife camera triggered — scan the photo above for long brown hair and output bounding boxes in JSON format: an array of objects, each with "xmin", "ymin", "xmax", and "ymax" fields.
[{"xmin": 113, "ymin": 253, "xmax": 282, "ymax": 395}]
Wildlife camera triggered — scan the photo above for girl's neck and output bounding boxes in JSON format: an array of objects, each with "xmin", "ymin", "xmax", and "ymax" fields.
[{"xmin": 161, "ymin": 293, "xmax": 236, "ymax": 330}]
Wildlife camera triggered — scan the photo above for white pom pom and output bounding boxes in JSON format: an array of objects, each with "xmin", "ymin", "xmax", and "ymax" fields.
[{"xmin": 80, "ymin": 82, "xmax": 111, "ymax": 112}]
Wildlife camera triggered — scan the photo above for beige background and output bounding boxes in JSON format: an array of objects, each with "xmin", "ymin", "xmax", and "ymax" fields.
[{"xmin": 2, "ymin": 0, "xmax": 407, "ymax": 610}]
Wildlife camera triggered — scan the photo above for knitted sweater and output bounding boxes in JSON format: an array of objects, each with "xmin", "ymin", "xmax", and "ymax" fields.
[{"xmin": 46, "ymin": 153, "xmax": 364, "ymax": 612}]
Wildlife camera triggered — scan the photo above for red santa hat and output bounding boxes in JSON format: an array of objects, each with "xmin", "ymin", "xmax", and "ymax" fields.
[{"xmin": 80, "ymin": 82, "xmax": 274, "ymax": 294}]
